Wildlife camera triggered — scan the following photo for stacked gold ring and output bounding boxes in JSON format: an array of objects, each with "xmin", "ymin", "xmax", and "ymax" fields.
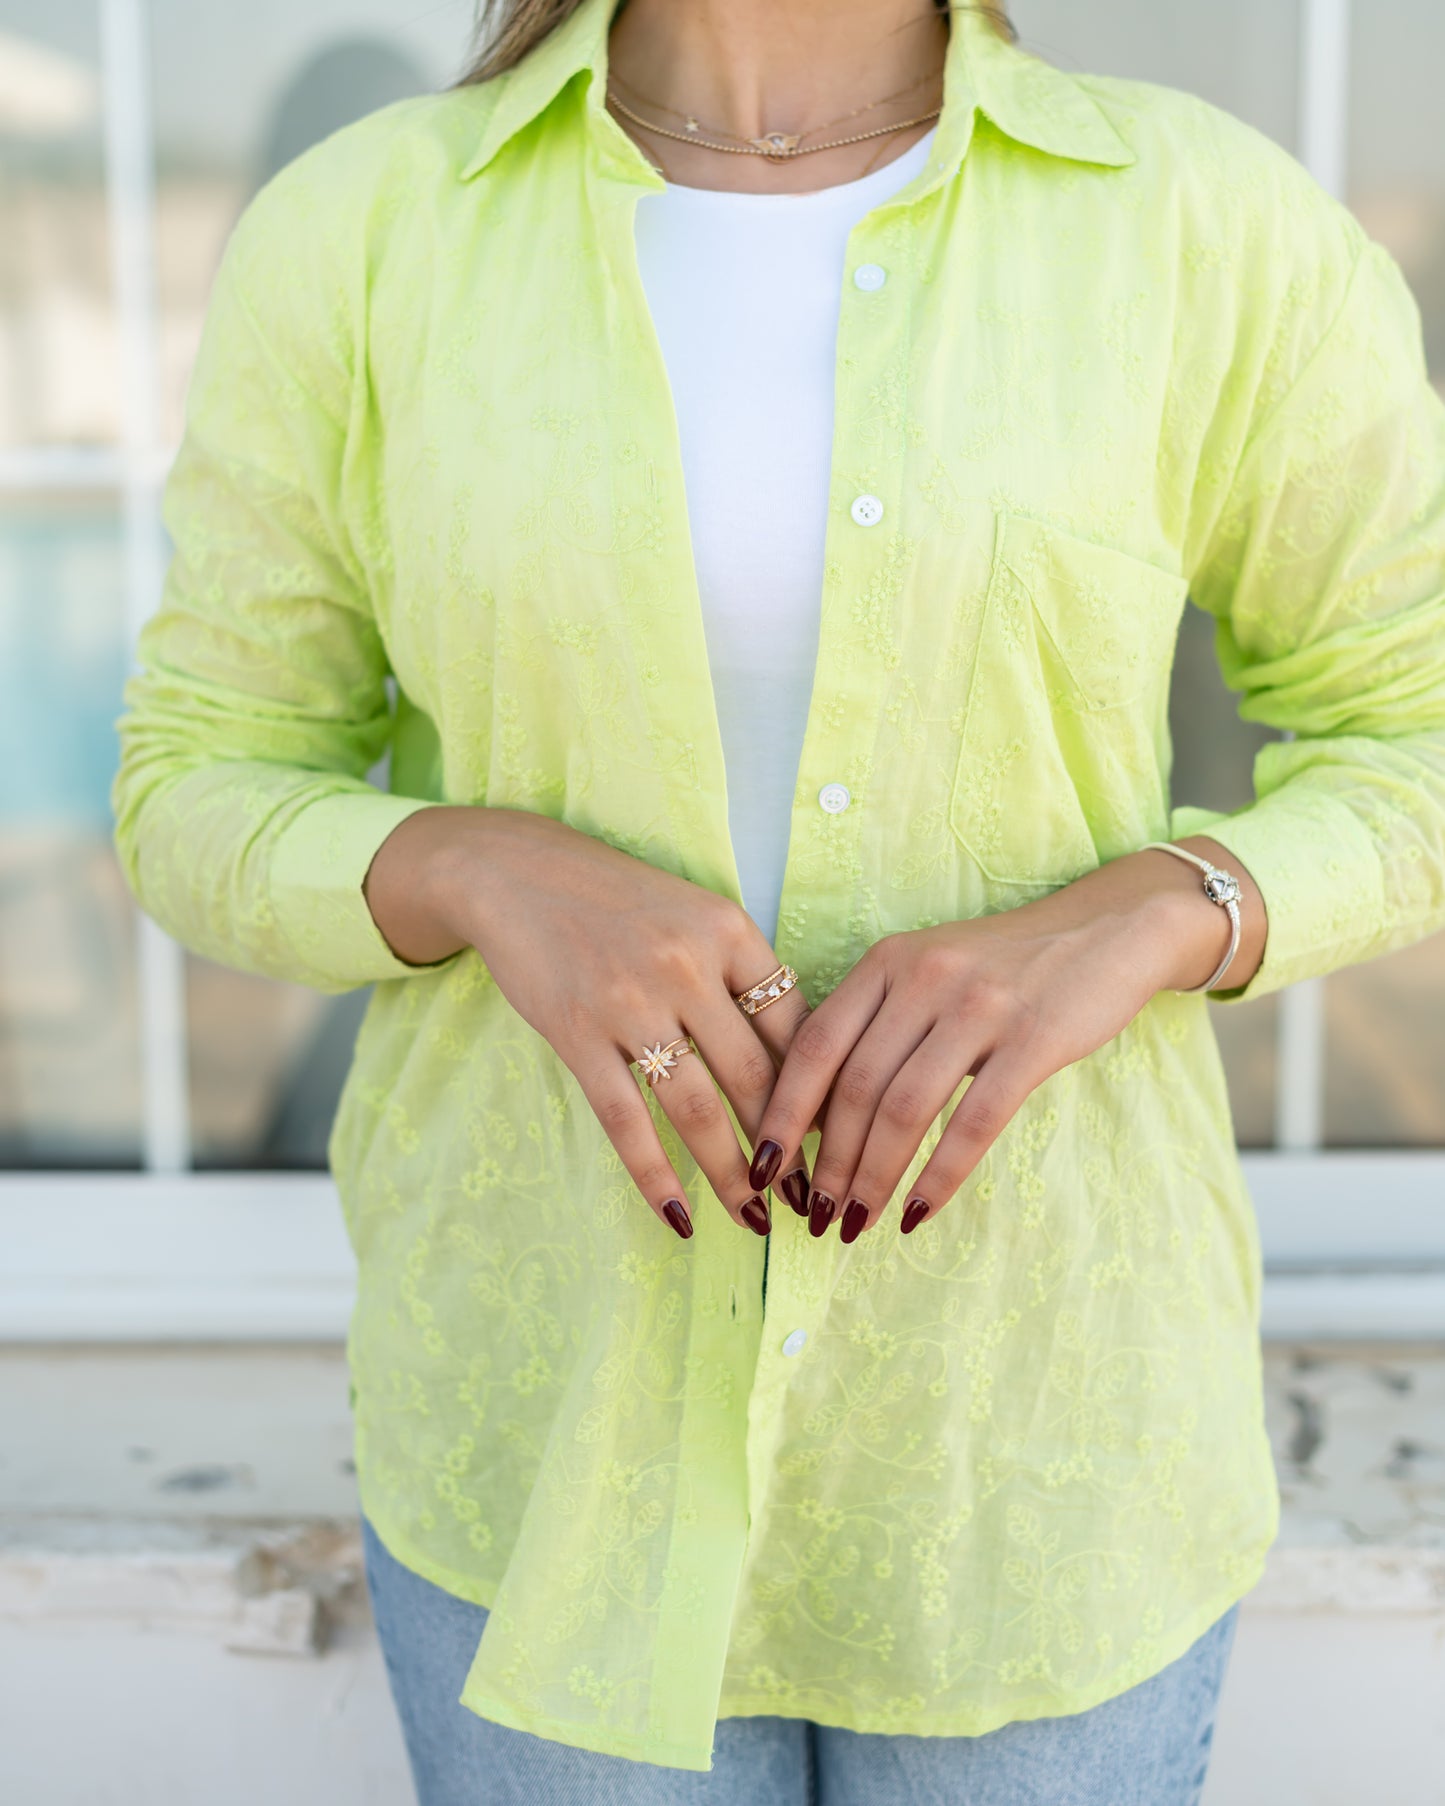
[
  {"xmin": 733, "ymin": 963, "xmax": 798, "ymax": 1017},
  {"xmin": 635, "ymin": 1036, "xmax": 695, "ymax": 1086}
]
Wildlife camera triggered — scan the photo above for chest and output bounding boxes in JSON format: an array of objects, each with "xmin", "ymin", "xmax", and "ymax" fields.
[{"xmin": 357, "ymin": 146, "xmax": 1198, "ymax": 925}]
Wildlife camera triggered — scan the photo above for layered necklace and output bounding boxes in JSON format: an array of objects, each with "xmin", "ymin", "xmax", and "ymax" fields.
[{"xmin": 605, "ymin": 63, "xmax": 944, "ymax": 165}]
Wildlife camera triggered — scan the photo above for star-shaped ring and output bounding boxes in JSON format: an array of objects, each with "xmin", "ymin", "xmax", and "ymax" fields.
[{"xmin": 636, "ymin": 1036, "xmax": 694, "ymax": 1087}]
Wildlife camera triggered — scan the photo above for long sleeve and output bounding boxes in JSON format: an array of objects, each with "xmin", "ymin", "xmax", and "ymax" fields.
[
  {"xmin": 1171, "ymin": 217, "xmax": 1445, "ymax": 1003},
  {"xmin": 110, "ymin": 178, "xmax": 462, "ymax": 996}
]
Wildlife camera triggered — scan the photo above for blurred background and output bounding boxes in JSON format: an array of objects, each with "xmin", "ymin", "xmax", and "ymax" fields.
[
  {"xmin": 3, "ymin": 0, "xmax": 1444, "ymax": 1176},
  {"xmin": 1, "ymin": 0, "xmax": 452, "ymax": 1173},
  {"xmin": 1, "ymin": 3, "xmax": 1443, "ymax": 1803}
]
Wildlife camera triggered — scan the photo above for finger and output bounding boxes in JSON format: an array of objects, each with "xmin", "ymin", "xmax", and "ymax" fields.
[
  {"xmin": 683, "ymin": 1000, "xmax": 792, "ymax": 1235},
  {"xmin": 747, "ymin": 957, "xmax": 889, "ymax": 1215},
  {"xmin": 729, "ymin": 968, "xmax": 814, "ymax": 1066},
  {"xmin": 803, "ymin": 1003, "xmax": 935, "ymax": 1239},
  {"xmin": 736, "ymin": 997, "xmax": 819, "ymax": 1212},
  {"xmin": 690, "ymin": 992, "xmax": 786, "ymax": 1150},
  {"xmin": 572, "ymin": 1053, "xmax": 698, "ymax": 1240},
  {"xmin": 830, "ymin": 1025, "xmax": 982, "ymax": 1243},
  {"xmin": 899, "ymin": 1047, "xmax": 1040, "ymax": 1235},
  {"xmin": 633, "ymin": 1030, "xmax": 773, "ymax": 1239},
  {"xmin": 720, "ymin": 957, "xmax": 818, "ymax": 1209}
]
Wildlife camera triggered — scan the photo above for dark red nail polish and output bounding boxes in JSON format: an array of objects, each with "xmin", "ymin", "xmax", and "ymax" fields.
[
  {"xmin": 840, "ymin": 1199, "xmax": 869, "ymax": 1244},
  {"xmin": 780, "ymin": 1168, "xmax": 811, "ymax": 1216},
  {"xmin": 808, "ymin": 1190, "xmax": 837, "ymax": 1237},
  {"xmin": 900, "ymin": 1198, "xmax": 930, "ymax": 1235},
  {"xmin": 662, "ymin": 1199, "xmax": 693, "ymax": 1239},
  {"xmin": 740, "ymin": 1196, "xmax": 771, "ymax": 1237},
  {"xmin": 749, "ymin": 1139, "xmax": 784, "ymax": 1190}
]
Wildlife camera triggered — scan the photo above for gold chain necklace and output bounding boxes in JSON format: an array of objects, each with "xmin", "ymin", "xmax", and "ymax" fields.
[
  {"xmin": 607, "ymin": 63, "xmax": 937, "ymax": 146},
  {"xmin": 605, "ymin": 73, "xmax": 944, "ymax": 163},
  {"xmin": 607, "ymin": 89, "xmax": 943, "ymax": 161}
]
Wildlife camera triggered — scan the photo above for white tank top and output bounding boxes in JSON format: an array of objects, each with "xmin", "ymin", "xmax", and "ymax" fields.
[{"xmin": 633, "ymin": 127, "xmax": 938, "ymax": 946}]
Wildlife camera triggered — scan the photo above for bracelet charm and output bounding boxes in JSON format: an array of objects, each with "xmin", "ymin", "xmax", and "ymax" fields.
[{"xmin": 1203, "ymin": 867, "xmax": 1241, "ymax": 909}]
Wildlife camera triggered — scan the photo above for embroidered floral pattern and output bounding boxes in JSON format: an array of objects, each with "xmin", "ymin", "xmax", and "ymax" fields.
[{"xmin": 111, "ymin": 0, "xmax": 1445, "ymax": 1772}]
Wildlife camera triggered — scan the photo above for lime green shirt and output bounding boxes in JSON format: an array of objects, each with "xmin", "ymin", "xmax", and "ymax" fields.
[{"xmin": 112, "ymin": 0, "xmax": 1445, "ymax": 1770}]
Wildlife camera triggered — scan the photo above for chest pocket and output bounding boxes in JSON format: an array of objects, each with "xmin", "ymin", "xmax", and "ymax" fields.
[{"xmin": 948, "ymin": 510, "xmax": 1190, "ymax": 889}]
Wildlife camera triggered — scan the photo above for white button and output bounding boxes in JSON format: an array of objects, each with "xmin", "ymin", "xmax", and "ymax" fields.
[
  {"xmin": 850, "ymin": 493, "xmax": 884, "ymax": 527},
  {"xmin": 853, "ymin": 262, "xmax": 887, "ymax": 291},
  {"xmin": 782, "ymin": 1329, "xmax": 808, "ymax": 1358},
  {"xmin": 818, "ymin": 782, "xmax": 851, "ymax": 815}
]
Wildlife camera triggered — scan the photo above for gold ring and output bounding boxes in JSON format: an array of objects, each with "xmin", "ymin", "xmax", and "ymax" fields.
[
  {"xmin": 635, "ymin": 1035, "xmax": 694, "ymax": 1086},
  {"xmin": 733, "ymin": 964, "xmax": 798, "ymax": 1017}
]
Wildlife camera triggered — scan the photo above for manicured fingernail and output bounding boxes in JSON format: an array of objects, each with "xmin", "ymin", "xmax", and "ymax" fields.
[
  {"xmin": 662, "ymin": 1199, "xmax": 693, "ymax": 1239},
  {"xmin": 749, "ymin": 1139, "xmax": 784, "ymax": 1190},
  {"xmin": 840, "ymin": 1199, "xmax": 869, "ymax": 1244},
  {"xmin": 808, "ymin": 1190, "xmax": 837, "ymax": 1237},
  {"xmin": 780, "ymin": 1167, "xmax": 811, "ymax": 1216},
  {"xmin": 900, "ymin": 1198, "xmax": 930, "ymax": 1235},
  {"xmin": 740, "ymin": 1196, "xmax": 771, "ymax": 1237}
]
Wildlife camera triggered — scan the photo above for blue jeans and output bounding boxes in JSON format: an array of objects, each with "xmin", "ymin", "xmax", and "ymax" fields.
[{"xmin": 362, "ymin": 1514, "xmax": 1239, "ymax": 1806}]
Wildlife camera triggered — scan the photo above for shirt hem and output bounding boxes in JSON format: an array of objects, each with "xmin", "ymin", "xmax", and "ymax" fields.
[
  {"xmin": 359, "ymin": 1471, "xmax": 1268, "ymax": 1768},
  {"xmin": 357, "ymin": 1495, "xmax": 716, "ymax": 1767},
  {"xmin": 714, "ymin": 1560, "xmax": 1267, "ymax": 1741},
  {"xmin": 456, "ymin": 1690, "xmax": 717, "ymax": 1774},
  {"xmin": 355, "ymin": 1481, "xmax": 500, "ymax": 1613}
]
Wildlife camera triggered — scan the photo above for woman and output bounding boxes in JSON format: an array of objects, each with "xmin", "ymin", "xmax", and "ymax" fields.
[{"xmin": 111, "ymin": 0, "xmax": 1445, "ymax": 1799}]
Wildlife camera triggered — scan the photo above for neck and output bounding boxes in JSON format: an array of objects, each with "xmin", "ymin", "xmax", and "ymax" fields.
[{"xmin": 605, "ymin": 0, "xmax": 949, "ymax": 192}]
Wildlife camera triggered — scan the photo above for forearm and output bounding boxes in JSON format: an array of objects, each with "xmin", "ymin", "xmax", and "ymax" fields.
[
  {"xmin": 363, "ymin": 807, "xmax": 1272, "ymax": 992},
  {"xmin": 1138, "ymin": 835, "xmax": 1268, "ymax": 993},
  {"xmin": 362, "ymin": 803, "xmax": 501, "ymax": 967},
  {"xmin": 1026, "ymin": 836, "xmax": 1268, "ymax": 998}
]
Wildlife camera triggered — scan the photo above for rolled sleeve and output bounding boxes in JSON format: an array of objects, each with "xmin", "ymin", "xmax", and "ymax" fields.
[{"xmin": 1176, "ymin": 231, "xmax": 1445, "ymax": 1003}]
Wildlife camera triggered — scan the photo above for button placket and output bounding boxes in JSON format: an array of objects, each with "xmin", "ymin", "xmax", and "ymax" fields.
[
  {"xmin": 771, "ymin": 221, "xmax": 899, "ymax": 984},
  {"xmin": 743, "ymin": 1207, "xmax": 813, "ymax": 1542}
]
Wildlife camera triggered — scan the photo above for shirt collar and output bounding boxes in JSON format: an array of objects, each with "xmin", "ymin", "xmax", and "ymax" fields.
[{"xmin": 457, "ymin": 0, "xmax": 1136, "ymax": 184}]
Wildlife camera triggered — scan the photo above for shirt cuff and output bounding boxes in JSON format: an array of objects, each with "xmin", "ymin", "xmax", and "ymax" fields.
[
  {"xmin": 269, "ymin": 789, "xmax": 468, "ymax": 992},
  {"xmin": 1168, "ymin": 792, "xmax": 1386, "ymax": 1004}
]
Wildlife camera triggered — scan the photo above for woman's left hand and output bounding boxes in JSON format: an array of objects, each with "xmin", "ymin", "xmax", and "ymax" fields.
[{"xmin": 745, "ymin": 837, "xmax": 1265, "ymax": 1242}]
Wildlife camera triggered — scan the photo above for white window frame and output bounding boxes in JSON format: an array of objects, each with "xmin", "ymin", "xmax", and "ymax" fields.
[{"xmin": 3, "ymin": 0, "xmax": 1442, "ymax": 1343}]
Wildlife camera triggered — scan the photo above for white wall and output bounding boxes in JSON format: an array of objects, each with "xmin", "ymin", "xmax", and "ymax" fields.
[
  {"xmin": 1204, "ymin": 1612, "xmax": 1445, "ymax": 1806},
  {"xmin": 2, "ymin": 1600, "xmax": 1444, "ymax": 1805},
  {"xmin": 0, "ymin": 1615, "xmax": 412, "ymax": 1806}
]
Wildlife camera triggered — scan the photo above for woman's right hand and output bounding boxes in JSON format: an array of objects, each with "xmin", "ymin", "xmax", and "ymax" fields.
[{"xmin": 363, "ymin": 804, "xmax": 813, "ymax": 1239}]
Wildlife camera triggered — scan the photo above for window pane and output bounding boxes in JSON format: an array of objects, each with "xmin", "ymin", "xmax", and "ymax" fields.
[
  {"xmin": 1324, "ymin": 940, "xmax": 1445, "ymax": 1147},
  {"xmin": 149, "ymin": 2, "xmax": 475, "ymax": 1165},
  {"xmin": 1315, "ymin": 0, "xmax": 1445, "ymax": 1146},
  {"xmin": 1349, "ymin": 0, "xmax": 1445, "ymax": 386},
  {"xmin": 150, "ymin": 0, "xmax": 475, "ymax": 446},
  {"xmin": 186, "ymin": 957, "xmax": 361, "ymax": 1170},
  {"xmin": 0, "ymin": 1, "xmax": 116, "ymax": 448},
  {"xmin": 0, "ymin": 494, "xmax": 141, "ymax": 1165},
  {"xmin": 1011, "ymin": 0, "xmax": 1300, "ymax": 144}
]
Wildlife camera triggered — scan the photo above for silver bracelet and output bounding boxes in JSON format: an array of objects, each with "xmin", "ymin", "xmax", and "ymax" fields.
[{"xmin": 1138, "ymin": 841, "xmax": 1243, "ymax": 993}]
